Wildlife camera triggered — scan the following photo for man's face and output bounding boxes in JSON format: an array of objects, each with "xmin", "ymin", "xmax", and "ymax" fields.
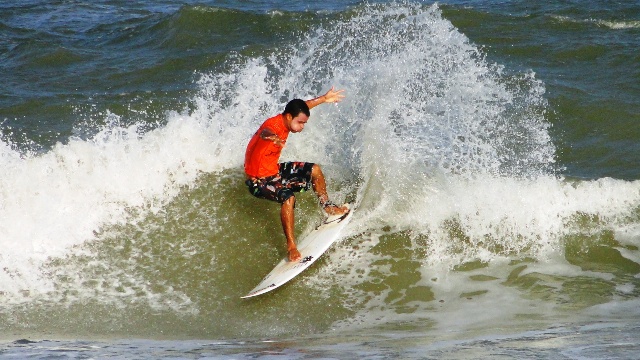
[{"xmin": 289, "ymin": 113, "xmax": 309, "ymax": 133}]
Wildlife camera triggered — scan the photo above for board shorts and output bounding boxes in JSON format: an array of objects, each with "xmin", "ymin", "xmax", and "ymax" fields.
[{"xmin": 245, "ymin": 162, "xmax": 314, "ymax": 204}]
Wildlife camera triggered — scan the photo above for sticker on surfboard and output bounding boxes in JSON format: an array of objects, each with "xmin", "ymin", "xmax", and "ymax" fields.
[{"xmin": 241, "ymin": 204, "xmax": 353, "ymax": 298}]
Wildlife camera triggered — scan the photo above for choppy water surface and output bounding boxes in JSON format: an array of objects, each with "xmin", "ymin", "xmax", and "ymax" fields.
[{"xmin": 1, "ymin": 1, "xmax": 639, "ymax": 358}]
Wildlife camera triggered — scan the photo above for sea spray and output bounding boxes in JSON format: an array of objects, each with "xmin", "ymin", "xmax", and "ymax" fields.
[{"xmin": 290, "ymin": 3, "xmax": 640, "ymax": 332}]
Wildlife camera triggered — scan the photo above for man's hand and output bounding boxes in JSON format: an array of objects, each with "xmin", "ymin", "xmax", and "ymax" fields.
[
  {"xmin": 322, "ymin": 86, "xmax": 345, "ymax": 104},
  {"xmin": 266, "ymin": 134, "xmax": 285, "ymax": 147},
  {"xmin": 260, "ymin": 128, "xmax": 285, "ymax": 147},
  {"xmin": 306, "ymin": 86, "xmax": 345, "ymax": 109}
]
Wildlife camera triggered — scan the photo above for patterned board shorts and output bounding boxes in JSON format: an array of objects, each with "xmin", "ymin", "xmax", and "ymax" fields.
[{"xmin": 245, "ymin": 162, "xmax": 315, "ymax": 204}]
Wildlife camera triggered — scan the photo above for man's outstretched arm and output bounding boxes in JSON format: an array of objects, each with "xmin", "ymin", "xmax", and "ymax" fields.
[{"xmin": 305, "ymin": 86, "xmax": 345, "ymax": 110}]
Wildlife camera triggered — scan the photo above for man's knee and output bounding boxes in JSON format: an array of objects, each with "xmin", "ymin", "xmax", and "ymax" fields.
[
  {"xmin": 282, "ymin": 194, "xmax": 296, "ymax": 208},
  {"xmin": 311, "ymin": 164, "xmax": 323, "ymax": 178}
]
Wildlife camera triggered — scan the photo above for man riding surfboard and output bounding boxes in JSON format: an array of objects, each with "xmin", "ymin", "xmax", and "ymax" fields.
[{"xmin": 244, "ymin": 87, "xmax": 349, "ymax": 262}]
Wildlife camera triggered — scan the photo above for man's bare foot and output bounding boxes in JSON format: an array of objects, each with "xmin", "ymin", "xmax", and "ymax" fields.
[
  {"xmin": 323, "ymin": 203, "xmax": 349, "ymax": 216},
  {"xmin": 288, "ymin": 248, "xmax": 301, "ymax": 262}
]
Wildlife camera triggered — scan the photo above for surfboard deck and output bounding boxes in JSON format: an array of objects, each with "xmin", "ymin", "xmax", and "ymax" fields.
[{"xmin": 241, "ymin": 204, "xmax": 353, "ymax": 299}]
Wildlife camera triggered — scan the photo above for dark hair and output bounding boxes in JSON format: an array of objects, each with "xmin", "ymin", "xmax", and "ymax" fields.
[{"xmin": 283, "ymin": 99, "xmax": 310, "ymax": 117}]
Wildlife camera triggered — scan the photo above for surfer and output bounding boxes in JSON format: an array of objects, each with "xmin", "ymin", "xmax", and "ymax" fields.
[{"xmin": 244, "ymin": 87, "xmax": 349, "ymax": 262}]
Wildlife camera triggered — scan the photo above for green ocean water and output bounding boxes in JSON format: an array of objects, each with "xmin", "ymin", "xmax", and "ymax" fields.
[{"xmin": 1, "ymin": 1, "xmax": 640, "ymax": 358}]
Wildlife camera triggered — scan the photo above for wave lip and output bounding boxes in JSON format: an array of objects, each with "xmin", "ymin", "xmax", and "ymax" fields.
[{"xmin": 552, "ymin": 14, "xmax": 640, "ymax": 29}]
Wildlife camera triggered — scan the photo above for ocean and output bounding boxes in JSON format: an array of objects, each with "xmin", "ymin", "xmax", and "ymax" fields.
[{"xmin": 1, "ymin": 0, "xmax": 639, "ymax": 358}]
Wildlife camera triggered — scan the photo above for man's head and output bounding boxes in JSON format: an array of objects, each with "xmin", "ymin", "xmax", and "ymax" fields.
[{"xmin": 283, "ymin": 99, "xmax": 310, "ymax": 133}]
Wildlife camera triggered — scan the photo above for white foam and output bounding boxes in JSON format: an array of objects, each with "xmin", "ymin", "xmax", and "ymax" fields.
[{"xmin": 0, "ymin": 111, "xmax": 227, "ymax": 301}]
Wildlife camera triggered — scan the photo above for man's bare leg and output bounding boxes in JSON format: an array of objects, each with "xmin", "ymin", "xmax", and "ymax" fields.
[
  {"xmin": 310, "ymin": 164, "xmax": 348, "ymax": 215},
  {"xmin": 281, "ymin": 196, "xmax": 301, "ymax": 262}
]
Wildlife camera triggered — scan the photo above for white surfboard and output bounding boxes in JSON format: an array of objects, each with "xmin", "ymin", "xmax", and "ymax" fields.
[{"xmin": 241, "ymin": 204, "xmax": 353, "ymax": 298}]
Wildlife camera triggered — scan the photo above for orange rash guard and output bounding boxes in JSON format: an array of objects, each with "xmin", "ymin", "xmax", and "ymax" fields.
[{"xmin": 244, "ymin": 113, "xmax": 290, "ymax": 178}]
